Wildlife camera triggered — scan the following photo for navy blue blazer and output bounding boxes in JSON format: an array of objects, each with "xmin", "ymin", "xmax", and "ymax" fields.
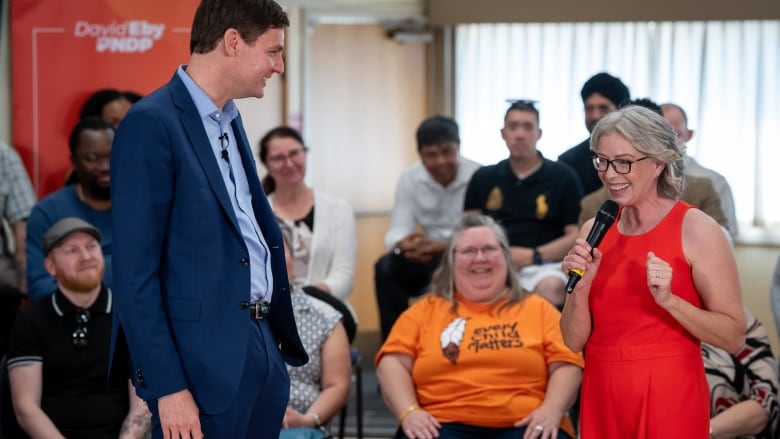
[{"xmin": 110, "ymin": 72, "xmax": 307, "ymax": 414}]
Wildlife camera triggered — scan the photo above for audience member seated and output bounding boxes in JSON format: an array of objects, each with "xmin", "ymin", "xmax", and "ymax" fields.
[
  {"xmin": 703, "ymin": 308, "xmax": 779, "ymax": 439},
  {"xmin": 374, "ymin": 115, "xmax": 480, "ymax": 341},
  {"xmin": 26, "ymin": 117, "xmax": 114, "ymax": 301},
  {"xmin": 661, "ymin": 102, "xmax": 738, "ymax": 237},
  {"xmin": 579, "ymin": 99, "xmax": 729, "ymax": 234},
  {"xmin": 279, "ymin": 224, "xmax": 352, "ymax": 439},
  {"xmin": 6, "ymin": 217, "xmax": 150, "ymax": 438},
  {"xmin": 64, "ymin": 89, "xmax": 142, "ymax": 187},
  {"xmin": 465, "ymin": 101, "xmax": 583, "ymax": 309},
  {"xmin": 0, "ymin": 141, "xmax": 36, "ymax": 359},
  {"xmin": 376, "ymin": 215, "xmax": 583, "ymax": 439},
  {"xmin": 79, "ymin": 88, "xmax": 142, "ymax": 128},
  {"xmin": 559, "ymin": 72, "xmax": 631, "ymax": 195},
  {"xmin": 258, "ymin": 126, "xmax": 356, "ymax": 310}
]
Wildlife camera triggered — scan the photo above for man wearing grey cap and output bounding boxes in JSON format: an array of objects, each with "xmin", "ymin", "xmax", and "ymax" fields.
[
  {"xmin": 5, "ymin": 217, "xmax": 149, "ymax": 438},
  {"xmin": 559, "ymin": 72, "xmax": 631, "ymax": 195}
]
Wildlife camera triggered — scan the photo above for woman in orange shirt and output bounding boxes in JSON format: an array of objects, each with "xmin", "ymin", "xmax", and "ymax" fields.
[{"xmin": 376, "ymin": 215, "xmax": 583, "ymax": 439}]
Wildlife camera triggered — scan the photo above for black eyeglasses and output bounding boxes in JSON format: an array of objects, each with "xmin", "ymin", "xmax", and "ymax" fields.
[
  {"xmin": 592, "ymin": 156, "xmax": 649, "ymax": 174},
  {"xmin": 72, "ymin": 309, "xmax": 90, "ymax": 348}
]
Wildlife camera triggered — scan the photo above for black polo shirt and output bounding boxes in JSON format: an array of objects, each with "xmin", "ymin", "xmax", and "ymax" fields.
[
  {"xmin": 6, "ymin": 287, "xmax": 131, "ymax": 438},
  {"xmin": 464, "ymin": 155, "xmax": 583, "ymax": 248}
]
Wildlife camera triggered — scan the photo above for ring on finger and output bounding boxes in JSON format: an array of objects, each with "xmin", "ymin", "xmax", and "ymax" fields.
[{"xmin": 535, "ymin": 425, "xmax": 544, "ymax": 431}]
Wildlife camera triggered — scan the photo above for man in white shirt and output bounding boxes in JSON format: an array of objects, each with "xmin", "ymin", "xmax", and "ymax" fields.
[
  {"xmin": 661, "ymin": 102, "xmax": 738, "ymax": 236},
  {"xmin": 374, "ymin": 116, "xmax": 480, "ymax": 341}
]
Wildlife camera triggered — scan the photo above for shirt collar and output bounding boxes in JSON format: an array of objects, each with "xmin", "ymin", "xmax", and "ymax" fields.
[
  {"xmin": 176, "ymin": 65, "xmax": 239, "ymax": 125},
  {"xmin": 417, "ymin": 156, "xmax": 473, "ymax": 189},
  {"xmin": 51, "ymin": 285, "xmax": 111, "ymax": 317},
  {"xmin": 498, "ymin": 152, "xmax": 548, "ymax": 182}
]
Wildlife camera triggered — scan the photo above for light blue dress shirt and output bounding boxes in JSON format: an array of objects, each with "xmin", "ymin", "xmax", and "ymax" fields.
[{"xmin": 176, "ymin": 66, "xmax": 273, "ymax": 302}]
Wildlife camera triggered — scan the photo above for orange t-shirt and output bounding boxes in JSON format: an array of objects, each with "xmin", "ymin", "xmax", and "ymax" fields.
[{"xmin": 376, "ymin": 293, "xmax": 583, "ymax": 436}]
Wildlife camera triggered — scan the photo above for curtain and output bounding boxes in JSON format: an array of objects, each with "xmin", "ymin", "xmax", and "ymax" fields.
[{"xmin": 455, "ymin": 21, "xmax": 780, "ymax": 230}]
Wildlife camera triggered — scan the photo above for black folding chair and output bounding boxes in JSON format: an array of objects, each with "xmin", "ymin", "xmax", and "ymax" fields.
[{"xmin": 302, "ymin": 287, "xmax": 363, "ymax": 439}]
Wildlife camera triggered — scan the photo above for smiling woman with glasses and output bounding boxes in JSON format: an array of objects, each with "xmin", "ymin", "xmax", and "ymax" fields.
[
  {"xmin": 376, "ymin": 214, "xmax": 583, "ymax": 439},
  {"xmin": 560, "ymin": 105, "xmax": 746, "ymax": 438},
  {"xmin": 258, "ymin": 126, "xmax": 357, "ymax": 312}
]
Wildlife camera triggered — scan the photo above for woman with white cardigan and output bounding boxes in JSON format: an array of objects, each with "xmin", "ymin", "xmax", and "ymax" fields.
[{"xmin": 259, "ymin": 126, "xmax": 357, "ymax": 310}]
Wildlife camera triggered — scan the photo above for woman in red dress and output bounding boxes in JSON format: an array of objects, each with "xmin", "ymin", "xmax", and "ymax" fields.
[{"xmin": 560, "ymin": 105, "xmax": 745, "ymax": 438}]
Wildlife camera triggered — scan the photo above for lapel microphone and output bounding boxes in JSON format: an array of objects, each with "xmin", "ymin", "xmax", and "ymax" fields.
[{"xmin": 218, "ymin": 132, "xmax": 230, "ymax": 163}]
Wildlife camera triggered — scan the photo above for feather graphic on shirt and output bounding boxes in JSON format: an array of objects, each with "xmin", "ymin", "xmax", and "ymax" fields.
[{"xmin": 440, "ymin": 317, "xmax": 467, "ymax": 365}]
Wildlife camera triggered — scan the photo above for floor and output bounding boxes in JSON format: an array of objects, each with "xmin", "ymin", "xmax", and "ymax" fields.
[
  {"xmin": 338, "ymin": 369, "xmax": 396, "ymax": 439},
  {"xmin": 338, "ymin": 331, "xmax": 396, "ymax": 439}
]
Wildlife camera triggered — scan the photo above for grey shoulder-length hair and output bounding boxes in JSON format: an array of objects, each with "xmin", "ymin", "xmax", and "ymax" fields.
[
  {"xmin": 590, "ymin": 105, "xmax": 685, "ymax": 200},
  {"xmin": 429, "ymin": 214, "xmax": 529, "ymax": 313}
]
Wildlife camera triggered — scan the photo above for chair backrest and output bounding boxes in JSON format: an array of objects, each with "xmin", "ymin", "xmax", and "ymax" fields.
[{"xmin": 302, "ymin": 286, "xmax": 357, "ymax": 344}]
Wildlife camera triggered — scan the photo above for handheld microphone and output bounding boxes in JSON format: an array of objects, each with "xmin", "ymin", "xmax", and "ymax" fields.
[{"xmin": 565, "ymin": 199, "xmax": 619, "ymax": 293}]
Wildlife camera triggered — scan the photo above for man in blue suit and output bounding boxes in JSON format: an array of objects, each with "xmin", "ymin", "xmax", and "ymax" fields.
[{"xmin": 110, "ymin": 1, "xmax": 308, "ymax": 438}]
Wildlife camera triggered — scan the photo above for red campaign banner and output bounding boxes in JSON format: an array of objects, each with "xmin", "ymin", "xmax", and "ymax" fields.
[{"xmin": 11, "ymin": 0, "xmax": 199, "ymax": 197}]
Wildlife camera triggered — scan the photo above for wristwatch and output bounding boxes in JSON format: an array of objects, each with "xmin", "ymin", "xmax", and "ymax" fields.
[
  {"xmin": 532, "ymin": 248, "xmax": 542, "ymax": 265},
  {"xmin": 310, "ymin": 412, "xmax": 321, "ymax": 428}
]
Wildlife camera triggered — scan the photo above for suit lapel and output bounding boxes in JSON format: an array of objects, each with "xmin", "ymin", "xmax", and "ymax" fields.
[{"xmin": 168, "ymin": 75, "xmax": 242, "ymax": 236}]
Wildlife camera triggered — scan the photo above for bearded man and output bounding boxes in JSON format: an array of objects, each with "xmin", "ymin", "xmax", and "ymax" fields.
[{"xmin": 6, "ymin": 217, "xmax": 149, "ymax": 438}]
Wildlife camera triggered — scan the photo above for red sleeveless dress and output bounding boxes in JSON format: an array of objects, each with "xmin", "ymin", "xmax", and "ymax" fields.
[{"xmin": 579, "ymin": 202, "xmax": 709, "ymax": 438}]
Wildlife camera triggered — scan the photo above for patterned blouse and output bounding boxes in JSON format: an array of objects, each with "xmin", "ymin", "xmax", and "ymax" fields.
[
  {"xmin": 702, "ymin": 309, "xmax": 779, "ymax": 439},
  {"xmin": 287, "ymin": 288, "xmax": 342, "ymax": 426},
  {"xmin": 278, "ymin": 207, "xmax": 315, "ymax": 289}
]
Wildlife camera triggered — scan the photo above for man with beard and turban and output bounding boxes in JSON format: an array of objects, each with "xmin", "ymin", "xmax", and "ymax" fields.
[
  {"xmin": 26, "ymin": 117, "xmax": 114, "ymax": 301},
  {"xmin": 559, "ymin": 72, "xmax": 630, "ymax": 195},
  {"xmin": 6, "ymin": 218, "xmax": 150, "ymax": 438}
]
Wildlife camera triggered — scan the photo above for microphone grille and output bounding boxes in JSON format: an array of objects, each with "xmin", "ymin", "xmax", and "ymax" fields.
[{"xmin": 596, "ymin": 200, "xmax": 619, "ymax": 225}]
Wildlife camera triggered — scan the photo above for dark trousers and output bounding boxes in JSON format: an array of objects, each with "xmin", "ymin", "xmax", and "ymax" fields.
[
  {"xmin": 395, "ymin": 423, "xmax": 572, "ymax": 439},
  {"xmin": 148, "ymin": 318, "xmax": 289, "ymax": 439},
  {"xmin": 374, "ymin": 252, "xmax": 439, "ymax": 341}
]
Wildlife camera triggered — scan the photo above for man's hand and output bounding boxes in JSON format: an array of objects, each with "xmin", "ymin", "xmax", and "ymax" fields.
[
  {"xmin": 413, "ymin": 239, "xmax": 447, "ymax": 263},
  {"xmin": 158, "ymin": 389, "xmax": 202, "ymax": 439},
  {"xmin": 396, "ymin": 233, "xmax": 424, "ymax": 253},
  {"xmin": 396, "ymin": 234, "xmax": 448, "ymax": 264},
  {"xmin": 396, "ymin": 233, "xmax": 425, "ymax": 262}
]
